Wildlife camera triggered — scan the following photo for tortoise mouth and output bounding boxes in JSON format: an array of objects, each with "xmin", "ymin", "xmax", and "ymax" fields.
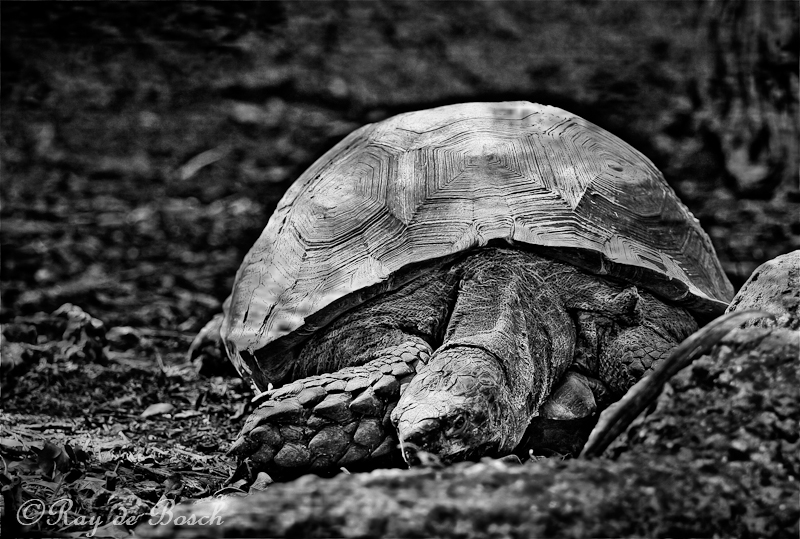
[
  {"xmin": 400, "ymin": 437, "xmax": 502, "ymax": 467},
  {"xmin": 455, "ymin": 440, "xmax": 503, "ymax": 462}
]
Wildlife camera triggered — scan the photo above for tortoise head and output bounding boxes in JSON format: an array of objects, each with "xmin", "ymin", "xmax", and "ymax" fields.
[{"xmin": 391, "ymin": 346, "xmax": 529, "ymax": 465}]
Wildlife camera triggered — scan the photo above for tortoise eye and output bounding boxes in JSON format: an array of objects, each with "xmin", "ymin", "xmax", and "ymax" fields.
[{"xmin": 451, "ymin": 414, "xmax": 467, "ymax": 432}]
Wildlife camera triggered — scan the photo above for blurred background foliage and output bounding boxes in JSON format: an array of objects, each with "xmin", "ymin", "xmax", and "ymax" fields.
[{"xmin": 2, "ymin": 1, "xmax": 798, "ymax": 330}]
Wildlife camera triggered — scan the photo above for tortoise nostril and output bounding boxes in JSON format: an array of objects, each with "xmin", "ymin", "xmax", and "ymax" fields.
[{"xmin": 400, "ymin": 418, "xmax": 441, "ymax": 448}]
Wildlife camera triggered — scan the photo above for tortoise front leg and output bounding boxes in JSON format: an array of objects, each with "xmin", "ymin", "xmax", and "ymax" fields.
[
  {"xmin": 229, "ymin": 336, "xmax": 432, "ymax": 481},
  {"xmin": 228, "ymin": 266, "xmax": 458, "ymax": 480},
  {"xmin": 516, "ymin": 286, "xmax": 699, "ymax": 458}
]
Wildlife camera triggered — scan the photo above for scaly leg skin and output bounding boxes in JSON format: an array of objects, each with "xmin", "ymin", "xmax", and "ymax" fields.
[
  {"xmin": 287, "ymin": 268, "xmax": 455, "ymax": 380},
  {"xmin": 517, "ymin": 280, "xmax": 697, "ymax": 458},
  {"xmin": 392, "ymin": 250, "xmax": 578, "ymax": 464},
  {"xmin": 559, "ymin": 273, "xmax": 697, "ymax": 397},
  {"xmin": 228, "ymin": 336, "xmax": 432, "ymax": 481},
  {"xmin": 597, "ymin": 290, "xmax": 697, "ymax": 395},
  {"xmin": 228, "ymin": 265, "xmax": 457, "ymax": 481}
]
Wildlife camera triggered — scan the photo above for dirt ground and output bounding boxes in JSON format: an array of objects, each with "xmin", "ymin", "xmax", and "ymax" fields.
[{"xmin": 1, "ymin": 2, "xmax": 798, "ymax": 537}]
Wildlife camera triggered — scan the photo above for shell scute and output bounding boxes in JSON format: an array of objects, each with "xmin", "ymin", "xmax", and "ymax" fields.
[{"xmin": 222, "ymin": 102, "xmax": 733, "ymax": 389}]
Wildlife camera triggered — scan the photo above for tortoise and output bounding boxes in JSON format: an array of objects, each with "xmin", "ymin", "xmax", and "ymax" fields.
[{"xmin": 218, "ymin": 101, "xmax": 733, "ymax": 480}]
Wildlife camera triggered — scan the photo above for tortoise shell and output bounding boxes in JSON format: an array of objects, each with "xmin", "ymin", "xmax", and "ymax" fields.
[{"xmin": 222, "ymin": 102, "xmax": 733, "ymax": 388}]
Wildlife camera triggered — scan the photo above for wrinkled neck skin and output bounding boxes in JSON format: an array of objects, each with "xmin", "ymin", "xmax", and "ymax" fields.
[
  {"xmin": 392, "ymin": 345, "xmax": 537, "ymax": 463},
  {"xmin": 391, "ymin": 250, "xmax": 575, "ymax": 464}
]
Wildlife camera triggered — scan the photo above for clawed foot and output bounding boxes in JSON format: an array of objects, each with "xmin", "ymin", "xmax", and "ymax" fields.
[{"xmin": 228, "ymin": 340, "xmax": 430, "ymax": 481}]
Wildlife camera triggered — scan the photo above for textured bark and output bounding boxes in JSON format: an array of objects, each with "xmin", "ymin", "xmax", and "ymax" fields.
[
  {"xmin": 697, "ymin": 1, "xmax": 798, "ymax": 198},
  {"xmin": 689, "ymin": 1, "xmax": 799, "ymax": 284}
]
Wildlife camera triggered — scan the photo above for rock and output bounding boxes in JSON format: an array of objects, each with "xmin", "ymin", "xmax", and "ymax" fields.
[{"xmin": 726, "ymin": 250, "xmax": 799, "ymax": 330}]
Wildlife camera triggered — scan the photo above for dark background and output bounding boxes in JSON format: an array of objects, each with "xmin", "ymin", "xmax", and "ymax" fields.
[
  {"xmin": 1, "ymin": 2, "xmax": 798, "ymax": 536},
  {"xmin": 3, "ymin": 1, "xmax": 798, "ymax": 331}
]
